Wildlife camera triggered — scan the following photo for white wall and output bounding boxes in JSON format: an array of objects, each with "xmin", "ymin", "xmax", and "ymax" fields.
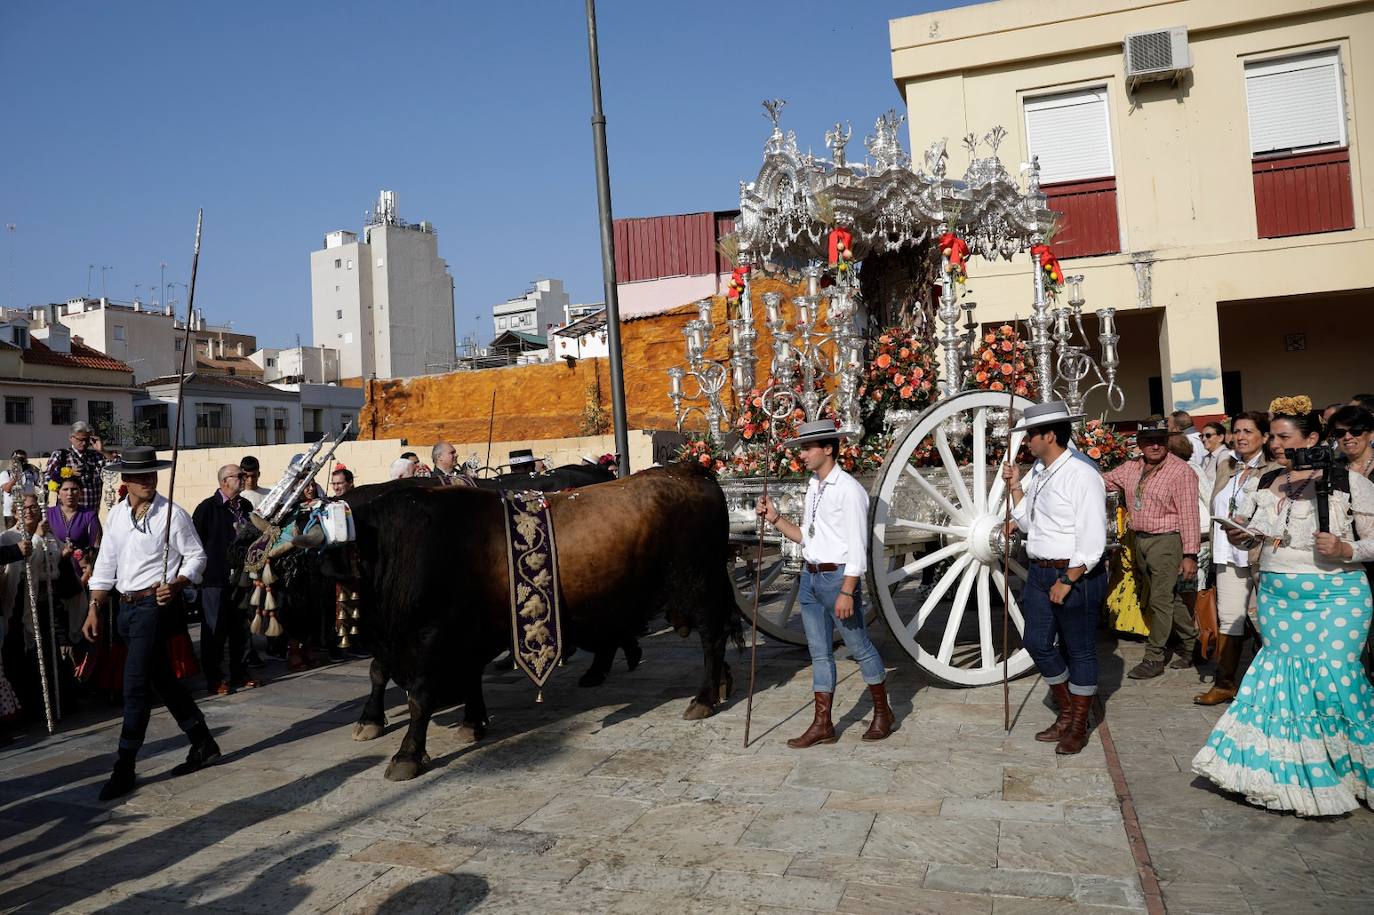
[
  {"xmin": 310, "ymin": 240, "xmax": 373, "ymax": 379},
  {"xmin": 58, "ymin": 302, "xmax": 183, "ymax": 383},
  {"xmin": 0, "ymin": 382, "xmax": 134, "ymax": 454},
  {"xmin": 368, "ymin": 224, "xmax": 457, "ymax": 378},
  {"xmin": 616, "ymin": 273, "xmax": 725, "ymax": 319}
]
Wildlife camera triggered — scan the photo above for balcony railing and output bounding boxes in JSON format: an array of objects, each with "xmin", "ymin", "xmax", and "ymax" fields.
[
  {"xmin": 1042, "ymin": 176, "xmax": 1121, "ymax": 258},
  {"xmin": 1253, "ymin": 147, "xmax": 1355, "ymax": 239},
  {"xmin": 143, "ymin": 428, "xmax": 170, "ymax": 449}
]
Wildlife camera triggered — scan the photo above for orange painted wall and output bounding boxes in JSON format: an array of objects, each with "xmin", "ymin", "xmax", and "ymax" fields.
[{"xmin": 360, "ymin": 275, "xmax": 811, "ymax": 443}]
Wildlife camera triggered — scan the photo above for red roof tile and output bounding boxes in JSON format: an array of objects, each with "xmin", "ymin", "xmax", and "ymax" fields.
[{"xmin": 22, "ymin": 338, "xmax": 133, "ymax": 373}]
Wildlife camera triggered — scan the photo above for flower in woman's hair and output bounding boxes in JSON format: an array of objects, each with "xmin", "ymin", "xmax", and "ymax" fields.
[
  {"xmin": 47, "ymin": 481, "xmax": 59, "ymax": 492},
  {"xmin": 59, "ymin": 467, "xmax": 74, "ymax": 478},
  {"xmin": 1268, "ymin": 394, "xmax": 1313, "ymax": 416}
]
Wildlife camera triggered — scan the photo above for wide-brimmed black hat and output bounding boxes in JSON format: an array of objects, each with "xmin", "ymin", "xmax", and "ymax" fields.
[
  {"xmin": 1135, "ymin": 419, "xmax": 1171, "ymax": 438},
  {"xmin": 104, "ymin": 445, "xmax": 173, "ymax": 474},
  {"xmin": 508, "ymin": 449, "xmax": 536, "ymax": 467}
]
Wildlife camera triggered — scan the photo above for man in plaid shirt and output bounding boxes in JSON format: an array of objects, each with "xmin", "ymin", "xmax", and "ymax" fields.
[
  {"xmin": 1103, "ymin": 419, "xmax": 1201, "ymax": 679},
  {"xmin": 45, "ymin": 421, "xmax": 107, "ymax": 511}
]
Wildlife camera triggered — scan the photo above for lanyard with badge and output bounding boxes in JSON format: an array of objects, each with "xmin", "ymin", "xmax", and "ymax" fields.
[
  {"xmin": 1134, "ymin": 461, "xmax": 1165, "ymax": 513},
  {"xmin": 1029, "ymin": 459, "xmax": 1068, "ymax": 523},
  {"xmin": 806, "ymin": 480, "xmax": 830, "ymax": 539}
]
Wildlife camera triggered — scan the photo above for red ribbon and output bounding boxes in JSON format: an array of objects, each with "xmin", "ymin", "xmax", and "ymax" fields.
[
  {"xmin": 726, "ymin": 265, "xmax": 749, "ymax": 301},
  {"xmin": 1030, "ymin": 243, "xmax": 1064, "ymax": 285},
  {"xmin": 827, "ymin": 227, "xmax": 854, "ymax": 266},
  {"xmin": 938, "ymin": 232, "xmax": 970, "ymax": 276}
]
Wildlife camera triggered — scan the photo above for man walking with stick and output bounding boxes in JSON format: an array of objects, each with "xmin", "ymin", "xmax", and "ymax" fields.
[
  {"xmin": 1002, "ymin": 401, "xmax": 1107, "ymax": 755},
  {"xmin": 756, "ymin": 419, "xmax": 894, "ymax": 746},
  {"xmin": 82, "ymin": 447, "xmax": 215, "ymax": 800}
]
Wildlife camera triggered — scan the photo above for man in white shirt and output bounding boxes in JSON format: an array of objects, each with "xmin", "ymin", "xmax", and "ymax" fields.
[
  {"xmin": 1, "ymin": 450, "xmax": 41, "ymax": 528},
  {"xmin": 1170, "ymin": 410, "xmax": 1206, "ymax": 466},
  {"xmin": 757, "ymin": 419, "xmax": 893, "ymax": 747},
  {"xmin": 1003, "ymin": 402, "xmax": 1108, "ymax": 756},
  {"xmin": 81, "ymin": 446, "xmax": 216, "ymax": 801}
]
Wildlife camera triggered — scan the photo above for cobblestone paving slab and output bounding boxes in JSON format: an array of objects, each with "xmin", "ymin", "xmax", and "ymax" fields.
[{"xmin": 0, "ymin": 627, "xmax": 1367, "ymax": 913}]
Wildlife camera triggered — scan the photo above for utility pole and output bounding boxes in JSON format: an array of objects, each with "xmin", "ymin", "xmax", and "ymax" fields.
[{"xmin": 584, "ymin": 0, "xmax": 630, "ymax": 476}]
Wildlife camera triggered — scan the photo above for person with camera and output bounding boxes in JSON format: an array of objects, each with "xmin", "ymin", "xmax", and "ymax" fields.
[
  {"xmin": 1104, "ymin": 419, "xmax": 1202, "ymax": 679},
  {"xmin": 1194, "ymin": 412, "xmax": 1277, "ymax": 705},
  {"xmin": 1192, "ymin": 398, "xmax": 1374, "ymax": 816}
]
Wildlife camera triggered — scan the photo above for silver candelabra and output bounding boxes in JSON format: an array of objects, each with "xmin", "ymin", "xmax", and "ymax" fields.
[{"xmin": 667, "ymin": 297, "xmax": 731, "ymax": 434}]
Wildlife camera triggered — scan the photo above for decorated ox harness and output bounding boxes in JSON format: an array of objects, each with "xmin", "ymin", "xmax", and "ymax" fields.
[{"xmin": 499, "ymin": 490, "xmax": 563, "ymax": 699}]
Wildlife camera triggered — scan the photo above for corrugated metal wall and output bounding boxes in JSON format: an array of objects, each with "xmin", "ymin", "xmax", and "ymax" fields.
[
  {"xmin": 614, "ymin": 211, "xmax": 738, "ymax": 284},
  {"xmin": 1253, "ymin": 148, "xmax": 1355, "ymax": 239}
]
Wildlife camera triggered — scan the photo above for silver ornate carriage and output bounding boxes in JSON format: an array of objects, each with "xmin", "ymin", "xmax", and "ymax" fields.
[{"xmin": 672, "ymin": 102, "xmax": 1127, "ymax": 686}]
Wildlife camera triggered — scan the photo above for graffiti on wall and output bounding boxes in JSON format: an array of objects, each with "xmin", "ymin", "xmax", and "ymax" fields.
[{"xmin": 1172, "ymin": 367, "xmax": 1220, "ymax": 412}]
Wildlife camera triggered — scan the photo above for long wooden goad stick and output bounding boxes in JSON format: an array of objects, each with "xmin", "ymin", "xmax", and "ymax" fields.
[
  {"xmin": 160, "ymin": 210, "xmax": 202, "ymax": 587},
  {"xmin": 743, "ymin": 418, "xmax": 773, "ymax": 749},
  {"xmin": 22, "ymin": 511, "xmax": 55, "ymax": 734},
  {"xmin": 1001, "ymin": 324, "xmax": 1018, "ymax": 734}
]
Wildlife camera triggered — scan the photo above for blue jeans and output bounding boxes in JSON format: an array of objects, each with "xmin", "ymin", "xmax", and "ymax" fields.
[
  {"xmin": 799, "ymin": 569, "xmax": 886, "ymax": 693},
  {"xmin": 1021, "ymin": 562, "xmax": 1106, "ymax": 696},
  {"xmin": 117, "ymin": 594, "xmax": 206, "ymax": 754}
]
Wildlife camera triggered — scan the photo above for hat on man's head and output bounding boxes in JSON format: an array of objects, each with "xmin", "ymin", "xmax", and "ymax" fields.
[
  {"xmin": 509, "ymin": 449, "xmax": 536, "ymax": 468},
  {"xmin": 70, "ymin": 421, "xmax": 92, "ymax": 435},
  {"xmin": 104, "ymin": 445, "xmax": 173, "ymax": 475},
  {"xmin": 1135, "ymin": 419, "xmax": 1171, "ymax": 439},
  {"xmin": 783, "ymin": 419, "xmax": 849, "ymax": 449},
  {"xmin": 1011, "ymin": 401, "xmax": 1084, "ymax": 432}
]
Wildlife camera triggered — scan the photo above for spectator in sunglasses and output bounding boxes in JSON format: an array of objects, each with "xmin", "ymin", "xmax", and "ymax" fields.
[
  {"xmin": 1198, "ymin": 421, "xmax": 1228, "ymax": 492},
  {"xmin": 1329, "ymin": 404, "xmax": 1374, "ymax": 481}
]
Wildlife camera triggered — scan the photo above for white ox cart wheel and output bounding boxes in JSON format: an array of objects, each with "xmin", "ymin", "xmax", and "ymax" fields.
[{"xmin": 868, "ymin": 389, "xmax": 1037, "ymax": 686}]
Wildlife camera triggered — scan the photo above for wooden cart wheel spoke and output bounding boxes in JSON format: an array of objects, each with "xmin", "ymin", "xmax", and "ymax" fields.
[
  {"xmin": 976, "ymin": 565, "xmax": 994, "ymax": 669},
  {"xmin": 902, "ymin": 464, "xmax": 966, "ymax": 524},
  {"xmin": 891, "ymin": 518, "xmax": 969, "ymax": 539},
  {"xmin": 886, "ymin": 539, "xmax": 966, "ymax": 586},
  {"xmin": 936, "ymin": 561, "xmax": 981, "ymax": 664},
  {"xmin": 934, "ymin": 425, "xmax": 974, "ymax": 513},
  {"xmin": 908, "ymin": 553, "xmax": 974, "ymax": 636},
  {"xmin": 971, "ymin": 407, "xmax": 988, "ymax": 514},
  {"xmin": 990, "ymin": 567, "xmax": 1027, "ymax": 631},
  {"xmin": 986, "ymin": 428, "xmax": 1026, "ymax": 510}
]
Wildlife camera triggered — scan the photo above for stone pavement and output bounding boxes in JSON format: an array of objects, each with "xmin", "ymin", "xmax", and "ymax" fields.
[{"xmin": 0, "ymin": 624, "xmax": 1370, "ymax": 914}]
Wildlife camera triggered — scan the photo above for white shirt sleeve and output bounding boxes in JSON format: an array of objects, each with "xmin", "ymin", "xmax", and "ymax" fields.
[
  {"xmin": 841, "ymin": 479, "xmax": 869, "ymax": 579},
  {"xmin": 1070, "ymin": 465, "xmax": 1108, "ymax": 571},
  {"xmin": 89, "ymin": 510, "xmax": 120, "ymax": 592},
  {"xmin": 1348, "ymin": 473, "xmax": 1374, "ymax": 564},
  {"xmin": 172, "ymin": 505, "xmax": 207, "ymax": 585},
  {"xmin": 1009, "ymin": 463, "xmax": 1037, "ymax": 531}
]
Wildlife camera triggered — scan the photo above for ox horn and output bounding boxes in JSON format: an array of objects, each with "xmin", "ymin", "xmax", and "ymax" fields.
[{"xmin": 248, "ymin": 512, "xmax": 272, "ymax": 533}]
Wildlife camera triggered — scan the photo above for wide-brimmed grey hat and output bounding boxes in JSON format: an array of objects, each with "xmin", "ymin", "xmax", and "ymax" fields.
[
  {"xmin": 1011, "ymin": 401, "xmax": 1085, "ymax": 432},
  {"xmin": 103, "ymin": 445, "xmax": 173, "ymax": 474},
  {"xmin": 784, "ymin": 419, "xmax": 849, "ymax": 448}
]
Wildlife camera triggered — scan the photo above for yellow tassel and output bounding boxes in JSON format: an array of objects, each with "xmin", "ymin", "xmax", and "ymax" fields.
[
  {"xmin": 250, "ymin": 612, "xmax": 265, "ymax": 636},
  {"xmin": 249, "ymin": 584, "xmax": 263, "ymax": 608},
  {"xmin": 261, "ymin": 563, "xmax": 276, "ymax": 586},
  {"xmin": 264, "ymin": 589, "xmax": 278, "ymax": 612},
  {"xmin": 239, "ymin": 590, "xmax": 254, "ymax": 610},
  {"xmin": 266, "ymin": 615, "xmax": 283, "ymax": 638}
]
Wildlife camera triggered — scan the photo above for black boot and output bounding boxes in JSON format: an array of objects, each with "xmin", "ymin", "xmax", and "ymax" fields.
[
  {"xmin": 171, "ymin": 723, "xmax": 221, "ymax": 777},
  {"xmin": 99, "ymin": 749, "xmax": 137, "ymax": 801}
]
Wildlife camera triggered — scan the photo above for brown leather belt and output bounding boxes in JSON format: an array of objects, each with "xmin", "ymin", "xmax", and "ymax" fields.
[
  {"xmin": 1032, "ymin": 559, "xmax": 1072, "ymax": 569},
  {"xmin": 804, "ymin": 562, "xmax": 840, "ymax": 573},
  {"xmin": 121, "ymin": 585, "xmax": 162, "ymax": 602}
]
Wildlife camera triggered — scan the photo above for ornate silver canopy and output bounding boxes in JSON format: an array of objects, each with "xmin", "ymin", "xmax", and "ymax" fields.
[{"xmin": 736, "ymin": 105, "xmax": 1053, "ymax": 265}]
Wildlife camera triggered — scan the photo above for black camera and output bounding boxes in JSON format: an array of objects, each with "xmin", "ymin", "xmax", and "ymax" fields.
[{"xmin": 1285, "ymin": 445, "xmax": 1334, "ymax": 470}]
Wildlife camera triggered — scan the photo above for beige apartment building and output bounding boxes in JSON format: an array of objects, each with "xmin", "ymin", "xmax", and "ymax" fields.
[{"xmin": 891, "ymin": 0, "xmax": 1373, "ymax": 419}]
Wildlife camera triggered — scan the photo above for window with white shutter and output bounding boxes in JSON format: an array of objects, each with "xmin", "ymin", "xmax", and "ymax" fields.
[
  {"xmin": 1024, "ymin": 88, "xmax": 1114, "ymax": 184},
  {"xmin": 1245, "ymin": 50, "xmax": 1345, "ymax": 155}
]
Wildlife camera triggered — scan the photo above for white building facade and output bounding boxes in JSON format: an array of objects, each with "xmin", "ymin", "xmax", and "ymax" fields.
[
  {"xmin": 251, "ymin": 345, "xmax": 341, "ymax": 385},
  {"xmin": 311, "ymin": 190, "xmax": 457, "ymax": 380},
  {"xmin": 491, "ymin": 279, "xmax": 569, "ymax": 341},
  {"xmin": 135, "ymin": 374, "xmax": 302, "ymax": 450}
]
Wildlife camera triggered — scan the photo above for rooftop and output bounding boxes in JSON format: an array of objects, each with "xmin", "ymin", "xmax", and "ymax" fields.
[
  {"xmin": 141, "ymin": 372, "xmax": 294, "ymax": 397},
  {"xmin": 22, "ymin": 338, "xmax": 134, "ymax": 374}
]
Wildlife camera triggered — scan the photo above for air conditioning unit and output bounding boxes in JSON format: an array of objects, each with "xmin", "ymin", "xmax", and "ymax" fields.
[{"xmin": 1124, "ymin": 26, "xmax": 1191, "ymax": 92}]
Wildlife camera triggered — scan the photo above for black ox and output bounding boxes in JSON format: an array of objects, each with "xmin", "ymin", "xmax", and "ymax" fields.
[{"xmin": 282, "ymin": 462, "xmax": 741, "ymax": 781}]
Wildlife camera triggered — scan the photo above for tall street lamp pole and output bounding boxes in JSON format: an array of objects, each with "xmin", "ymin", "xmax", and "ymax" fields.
[{"xmin": 584, "ymin": 0, "xmax": 630, "ymax": 476}]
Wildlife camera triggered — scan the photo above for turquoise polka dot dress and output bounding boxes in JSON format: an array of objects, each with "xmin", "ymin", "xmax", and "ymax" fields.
[{"xmin": 1193, "ymin": 570, "xmax": 1374, "ymax": 816}]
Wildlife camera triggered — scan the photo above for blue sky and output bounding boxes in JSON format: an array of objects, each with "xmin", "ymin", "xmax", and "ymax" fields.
[{"xmin": 1, "ymin": 0, "xmax": 971, "ymax": 350}]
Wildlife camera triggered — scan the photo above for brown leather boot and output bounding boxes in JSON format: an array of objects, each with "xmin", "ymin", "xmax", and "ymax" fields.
[
  {"xmin": 862, "ymin": 682, "xmax": 894, "ymax": 741},
  {"xmin": 787, "ymin": 692, "xmax": 837, "ymax": 748},
  {"xmin": 1035, "ymin": 681, "xmax": 1073, "ymax": 742},
  {"xmin": 1194, "ymin": 634, "xmax": 1243, "ymax": 705},
  {"xmin": 1055, "ymin": 693, "xmax": 1095, "ymax": 755}
]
